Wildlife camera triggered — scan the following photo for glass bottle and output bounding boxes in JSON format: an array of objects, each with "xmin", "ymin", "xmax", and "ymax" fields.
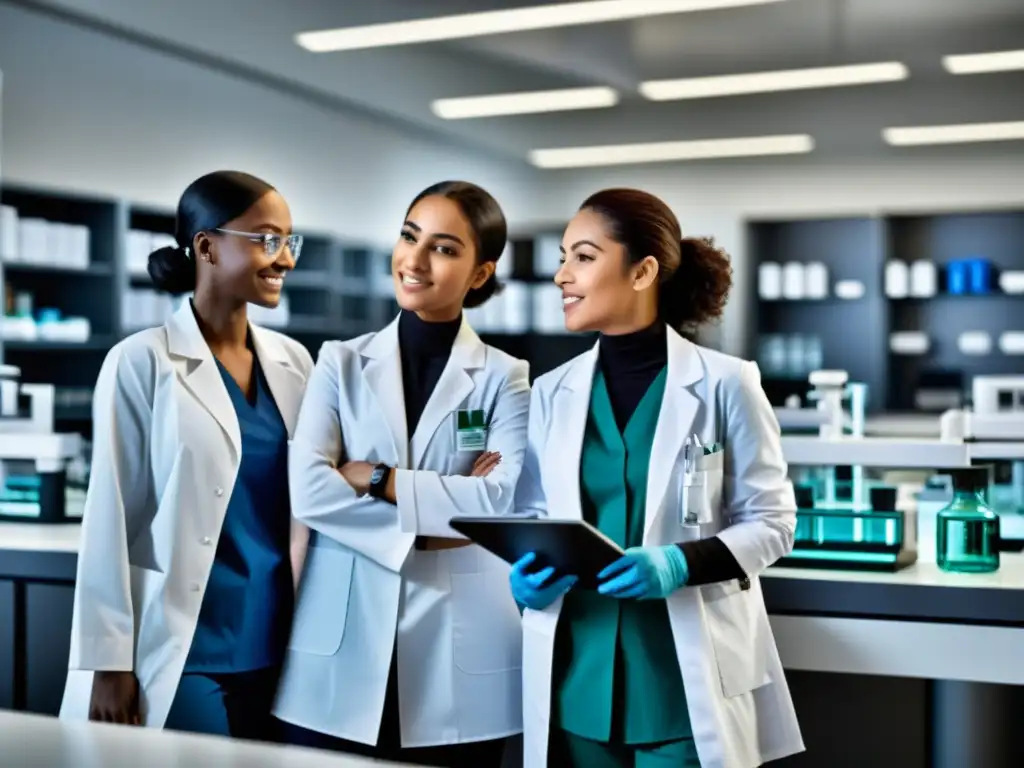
[{"xmin": 936, "ymin": 466, "xmax": 1000, "ymax": 573}]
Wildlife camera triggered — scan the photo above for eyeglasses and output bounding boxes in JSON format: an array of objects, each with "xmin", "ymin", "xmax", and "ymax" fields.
[{"xmin": 214, "ymin": 228, "xmax": 304, "ymax": 261}]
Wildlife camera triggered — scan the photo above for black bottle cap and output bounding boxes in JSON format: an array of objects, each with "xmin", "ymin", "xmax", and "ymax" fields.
[
  {"xmin": 794, "ymin": 484, "xmax": 815, "ymax": 509},
  {"xmin": 869, "ymin": 486, "xmax": 897, "ymax": 511},
  {"xmin": 949, "ymin": 465, "xmax": 992, "ymax": 493}
]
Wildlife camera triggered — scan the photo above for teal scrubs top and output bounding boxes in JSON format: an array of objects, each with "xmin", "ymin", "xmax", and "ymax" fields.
[
  {"xmin": 554, "ymin": 367, "xmax": 693, "ymax": 745},
  {"xmin": 184, "ymin": 355, "xmax": 293, "ymax": 673}
]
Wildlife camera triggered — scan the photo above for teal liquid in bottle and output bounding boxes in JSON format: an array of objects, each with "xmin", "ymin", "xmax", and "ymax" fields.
[{"xmin": 936, "ymin": 466, "xmax": 1000, "ymax": 574}]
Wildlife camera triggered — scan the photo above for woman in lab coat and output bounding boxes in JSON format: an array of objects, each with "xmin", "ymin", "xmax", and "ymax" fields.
[
  {"xmin": 273, "ymin": 180, "xmax": 529, "ymax": 767},
  {"xmin": 59, "ymin": 171, "xmax": 313, "ymax": 740},
  {"xmin": 510, "ymin": 188, "xmax": 805, "ymax": 768}
]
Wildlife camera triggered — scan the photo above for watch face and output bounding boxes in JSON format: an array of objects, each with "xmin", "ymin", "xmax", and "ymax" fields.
[{"xmin": 371, "ymin": 467, "xmax": 385, "ymax": 485}]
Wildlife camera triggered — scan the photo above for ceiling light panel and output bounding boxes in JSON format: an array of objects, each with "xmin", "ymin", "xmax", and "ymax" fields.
[
  {"xmin": 529, "ymin": 134, "xmax": 814, "ymax": 169},
  {"xmin": 432, "ymin": 87, "xmax": 618, "ymax": 120},
  {"xmin": 883, "ymin": 121, "xmax": 1024, "ymax": 146},
  {"xmin": 640, "ymin": 62, "xmax": 908, "ymax": 101},
  {"xmin": 296, "ymin": 0, "xmax": 788, "ymax": 53},
  {"xmin": 942, "ymin": 50, "xmax": 1024, "ymax": 74}
]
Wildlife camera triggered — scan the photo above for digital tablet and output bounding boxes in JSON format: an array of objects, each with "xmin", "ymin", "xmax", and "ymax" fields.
[{"xmin": 448, "ymin": 517, "xmax": 625, "ymax": 590}]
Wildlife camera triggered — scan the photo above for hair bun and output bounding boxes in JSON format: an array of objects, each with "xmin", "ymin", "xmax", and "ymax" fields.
[{"xmin": 147, "ymin": 244, "xmax": 197, "ymax": 295}]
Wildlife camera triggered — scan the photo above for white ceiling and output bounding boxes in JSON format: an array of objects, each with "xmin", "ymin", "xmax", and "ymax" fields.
[{"xmin": 14, "ymin": 0, "xmax": 1024, "ymax": 166}]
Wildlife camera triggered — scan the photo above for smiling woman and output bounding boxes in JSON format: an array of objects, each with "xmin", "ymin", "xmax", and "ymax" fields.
[
  {"xmin": 393, "ymin": 179, "xmax": 506, "ymax": 320},
  {"xmin": 274, "ymin": 180, "xmax": 530, "ymax": 768},
  {"xmin": 60, "ymin": 169, "xmax": 315, "ymax": 743}
]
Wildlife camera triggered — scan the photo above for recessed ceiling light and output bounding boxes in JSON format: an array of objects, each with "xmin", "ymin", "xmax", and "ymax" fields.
[
  {"xmin": 640, "ymin": 62, "xmax": 908, "ymax": 100},
  {"xmin": 942, "ymin": 50, "xmax": 1024, "ymax": 74},
  {"xmin": 528, "ymin": 134, "xmax": 814, "ymax": 168},
  {"xmin": 883, "ymin": 121, "xmax": 1024, "ymax": 146},
  {"xmin": 295, "ymin": 0, "xmax": 788, "ymax": 53},
  {"xmin": 431, "ymin": 87, "xmax": 619, "ymax": 120}
]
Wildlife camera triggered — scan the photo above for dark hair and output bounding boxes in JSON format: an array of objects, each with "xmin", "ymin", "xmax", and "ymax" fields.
[
  {"xmin": 579, "ymin": 188, "xmax": 733, "ymax": 337},
  {"xmin": 147, "ymin": 170, "xmax": 276, "ymax": 294},
  {"xmin": 405, "ymin": 180, "xmax": 508, "ymax": 308}
]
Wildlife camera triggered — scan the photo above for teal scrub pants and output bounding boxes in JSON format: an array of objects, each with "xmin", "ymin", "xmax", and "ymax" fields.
[{"xmin": 551, "ymin": 729, "xmax": 702, "ymax": 768}]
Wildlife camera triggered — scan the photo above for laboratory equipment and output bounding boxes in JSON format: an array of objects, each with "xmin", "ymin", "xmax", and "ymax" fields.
[
  {"xmin": 946, "ymin": 260, "xmax": 967, "ymax": 295},
  {"xmin": 999, "ymin": 270, "xmax": 1024, "ymax": 294},
  {"xmin": 909, "ymin": 260, "xmax": 936, "ymax": 297},
  {"xmin": 803, "ymin": 262, "xmax": 828, "ymax": 299},
  {"xmin": 957, "ymin": 331, "xmax": 992, "ymax": 356},
  {"xmin": 889, "ymin": 331, "xmax": 930, "ymax": 355},
  {"xmin": 776, "ymin": 394, "xmax": 991, "ymax": 570},
  {"xmin": 833, "ymin": 279, "xmax": 864, "ymax": 300},
  {"xmin": 968, "ymin": 258, "xmax": 991, "ymax": 294},
  {"xmin": 935, "ymin": 466, "xmax": 1000, "ymax": 573},
  {"xmin": 884, "ymin": 260, "xmax": 909, "ymax": 298},
  {"xmin": 758, "ymin": 261, "xmax": 781, "ymax": 299},
  {"xmin": 936, "ymin": 376, "xmax": 1024, "ymax": 544},
  {"xmin": 999, "ymin": 332, "xmax": 1024, "ymax": 355},
  {"xmin": 781, "ymin": 262, "xmax": 804, "ymax": 299},
  {"xmin": 0, "ymin": 365, "xmax": 82, "ymax": 523}
]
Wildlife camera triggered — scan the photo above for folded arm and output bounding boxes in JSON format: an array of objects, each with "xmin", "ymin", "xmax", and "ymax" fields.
[
  {"xmin": 288, "ymin": 346, "xmax": 412, "ymax": 573},
  {"xmin": 69, "ymin": 346, "xmax": 153, "ymax": 671},
  {"xmin": 392, "ymin": 360, "xmax": 531, "ymax": 538}
]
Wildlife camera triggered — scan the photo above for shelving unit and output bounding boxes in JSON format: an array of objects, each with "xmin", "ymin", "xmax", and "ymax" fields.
[
  {"xmin": 748, "ymin": 218, "xmax": 889, "ymax": 410},
  {"xmin": 748, "ymin": 209, "xmax": 1024, "ymax": 412},
  {"xmin": 0, "ymin": 185, "xmax": 599, "ymax": 435}
]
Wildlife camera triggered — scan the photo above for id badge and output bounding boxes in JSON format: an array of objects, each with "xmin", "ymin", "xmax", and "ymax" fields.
[{"xmin": 454, "ymin": 409, "xmax": 487, "ymax": 452}]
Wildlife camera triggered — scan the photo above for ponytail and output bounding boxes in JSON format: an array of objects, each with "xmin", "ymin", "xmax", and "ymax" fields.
[{"xmin": 658, "ymin": 237, "xmax": 733, "ymax": 337}]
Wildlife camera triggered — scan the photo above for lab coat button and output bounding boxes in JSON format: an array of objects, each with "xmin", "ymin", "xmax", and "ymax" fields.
[
  {"xmin": 200, "ymin": 536, "xmax": 212, "ymax": 546},
  {"xmin": 214, "ymin": 487, "xmax": 224, "ymax": 497},
  {"xmin": 189, "ymin": 583, "xmax": 200, "ymax": 592}
]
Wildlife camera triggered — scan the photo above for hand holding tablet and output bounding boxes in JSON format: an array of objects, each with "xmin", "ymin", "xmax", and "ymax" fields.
[{"xmin": 447, "ymin": 517, "xmax": 625, "ymax": 590}]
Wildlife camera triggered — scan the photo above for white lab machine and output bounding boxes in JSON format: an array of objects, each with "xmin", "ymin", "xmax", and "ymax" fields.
[
  {"xmin": 0, "ymin": 365, "xmax": 82, "ymax": 523},
  {"xmin": 933, "ymin": 375, "xmax": 1024, "ymax": 548}
]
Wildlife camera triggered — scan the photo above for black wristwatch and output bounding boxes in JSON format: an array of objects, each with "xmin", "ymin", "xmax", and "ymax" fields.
[{"xmin": 368, "ymin": 464, "xmax": 392, "ymax": 499}]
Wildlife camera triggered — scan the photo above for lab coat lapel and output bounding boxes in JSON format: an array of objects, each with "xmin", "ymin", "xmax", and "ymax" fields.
[
  {"xmin": 250, "ymin": 326, "xmax": 305, "ymax": 437},
  {"xmin": 411, "ymin": 319, "xmax": 481, "ymax": 469},
  {"xmin": 552, "ymin": 345, "xmax": 598, "ymax": 521},
  {"xmin": 644, "ymin": 329, "xmax": 703, "ymax": 541},
  {"xmin": 362, "ymin": 317, "xmax": 409, "ymax": 468},
  {"xmin": 165, "ymin": 300, "xmax": 241, "ymax": 461}
]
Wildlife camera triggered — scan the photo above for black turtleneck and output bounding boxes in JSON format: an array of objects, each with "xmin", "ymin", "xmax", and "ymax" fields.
[
  {"xmin": 398, "ymin": 310, "xmax": 461, "ymax": 435},
  {"xmin": 600, "ymin": 321, "xmax": 747, "ymax": 587},
  {"xmin": 598, "ymin": 322, "xmax": 668, "ymax": 431}
]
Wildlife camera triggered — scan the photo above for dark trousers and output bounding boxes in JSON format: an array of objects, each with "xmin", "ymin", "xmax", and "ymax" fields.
[
  {"xmin": 284, "ymin": 646, "xmax": 507, "ymax": 767},
  {"xmin": 164, "ymin": 666, "xmax": 283, "ymax": 742}
]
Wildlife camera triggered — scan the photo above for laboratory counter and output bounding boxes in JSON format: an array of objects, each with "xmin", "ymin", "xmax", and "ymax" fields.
[
  {"xmin": 0, "ymin": 709, "xmax": 413, "ymax": 767},
  {"xmin": 4, "ymin": 523, "xmax": 1024, "ymax": 767}
]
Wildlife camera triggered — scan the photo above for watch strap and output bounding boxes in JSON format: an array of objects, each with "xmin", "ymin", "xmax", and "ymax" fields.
[{"xmin": 368, "ymin": 463, "xmax": 392, "ymax": 499}]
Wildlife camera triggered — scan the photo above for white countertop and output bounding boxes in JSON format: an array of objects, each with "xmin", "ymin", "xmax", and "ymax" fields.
[
  {"xmin": 765, "ymin": 554, "xmax": 1024, "ymax": 590},
  {"xmin": 4, "ymin": 522, "xmax": 1024, "ymax": 590},
  {"xmin": 0, "ymin": 521, "xmax": 80, "ymax": 553},
  {"xmin": 0, "ymin": 710, "xmax": 411, "ymax": 767}
]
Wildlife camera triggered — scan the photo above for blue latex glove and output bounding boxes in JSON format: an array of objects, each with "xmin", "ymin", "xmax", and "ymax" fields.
[
  {"xmin": 597, "ymin": 545, "xmax": 689, "ymax": 600},
  {"xmin": 509, "ymin": 552, "xmax": 578, "ymax": 610}
]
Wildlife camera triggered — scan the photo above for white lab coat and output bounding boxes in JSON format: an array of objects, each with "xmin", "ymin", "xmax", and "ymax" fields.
[
  {"xmin": 59, "ymin": 300, "xmax": 314, "ymax": 728},
  {"xmin": 516, "ymin": 327, "xmax": 804, "ymax": 768},
  {"xmin": 272, "ymin": 315, "xmax": 530, "ymax": 748}
]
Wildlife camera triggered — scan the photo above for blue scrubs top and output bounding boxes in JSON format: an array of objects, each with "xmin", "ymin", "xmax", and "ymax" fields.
[{"xmin": 184, "ymin": 355, "xmax": 293, "ymax": 674}]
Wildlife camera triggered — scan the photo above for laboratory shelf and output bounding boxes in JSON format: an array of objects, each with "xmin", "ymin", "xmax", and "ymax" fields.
[
  {"xmin": 748, "ymin": 208, "xmax": 1024, "ymax": 412},
  {"xmin": 780, "ymin": 435, "xmax": 971, "ymax": 469}
]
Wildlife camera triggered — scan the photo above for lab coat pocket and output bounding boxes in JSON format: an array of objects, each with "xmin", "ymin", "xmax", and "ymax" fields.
[
  {"xmin": 451, "ymin": 571, "xmax": 522, "ymax": 675},
  {"xmin": 702, "ymin": 580, "xmax": 772, "ymax": 698},
  {"xmin": 287, "ymin": 547, "xmax": 355, "ymax": 656}
]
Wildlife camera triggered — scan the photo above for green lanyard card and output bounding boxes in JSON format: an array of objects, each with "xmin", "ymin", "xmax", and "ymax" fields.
[{"xmin": 455, "ymin": 409, "xmax": 487, "ymax": 452}]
